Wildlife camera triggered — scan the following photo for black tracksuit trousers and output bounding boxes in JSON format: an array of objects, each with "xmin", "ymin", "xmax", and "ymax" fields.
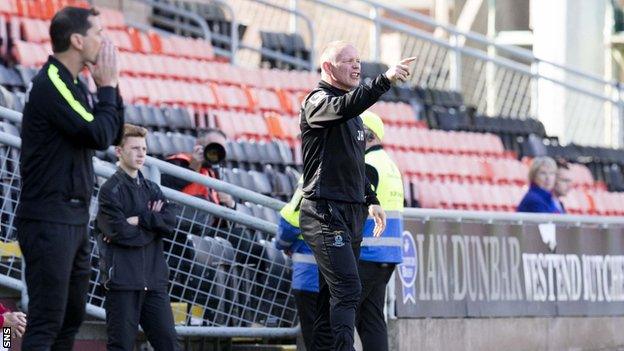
[
  {"xmin": 105, "ymin": 289, "xmax": 179, "ymax": 351},
  {"xmin": 356, "ymin": 261, "xmax": 396, "ymax": 351},
  {"xmin": 16, "ymin": 219, "xmax": 91, "ymax": 351},
  {"xmin": 293, "ymin": 289, "xmax": 318, "ymax": 351},
  {"xmin": 300, "ymin": 198, "xmax": 367, "ymax": 351}
]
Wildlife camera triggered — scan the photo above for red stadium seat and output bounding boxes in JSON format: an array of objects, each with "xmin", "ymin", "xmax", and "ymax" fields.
[
  {"xmin": 264, "ymin": 112, "xmax": 288, "ymax": 139},
  {"xmin": 99, "ymin": 7, "xmax": 125, "ymax": 29},
  {"xmin": 248, "ymin": 88, "xmax": 283, "ymax": 112},
  {"xmin": 212, "ymin": 84, "xmax": 251, "ymax": 110},
  {"xmin": 108, "ymin": 30, "xmax": 133, "ymax": 51},
  {"xmin": 12, "ymin": 40, "xmax": 48, "ymax": 67},
  {"xmin": 20, "ymin": 18, "xmax": 49, "ymax": 43},
  {"xmin": 0, "ymin": 0, "xmax": 17, "ymax": 16},
  {"xmin": 568, "ymin": 163, "xmax": 594, "ymax": 188}
]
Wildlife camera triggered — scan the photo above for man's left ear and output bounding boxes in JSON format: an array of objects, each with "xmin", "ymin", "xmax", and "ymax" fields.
[{"xmin": 69, "ymin": 33, "xmax": 84, "ymax": 51}]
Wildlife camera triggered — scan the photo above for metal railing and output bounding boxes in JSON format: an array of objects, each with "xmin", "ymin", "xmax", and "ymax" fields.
[
  {"xmin": 403, "ymin": 207, "xmax": 624, "ymax": 225},
  {"xmin": 0, "ymin": 106, "xmax": 286, "ymax": 211},
  {"xmin": 123, "ymin": 0, "xmax": 623, "ymax": 146},
  {"xmin": 0, "ymin": 130, "xmax": 298, "ymax": 337},
  {"xmin": 141, "ymin": 0, "xmax": 315, "ymax": 70},
  {"xmin": 225, "ymin": 0, "xmax": 315, "ymax": 70},
  {"xmin": 288, "ymin": 0, "xmax": 622, "ymax": 148}
]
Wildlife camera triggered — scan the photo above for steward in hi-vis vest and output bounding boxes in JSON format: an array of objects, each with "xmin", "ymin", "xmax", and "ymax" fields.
[{"xmin": 357, "ymin": 111, "xmax": 404, "ymax": 351}]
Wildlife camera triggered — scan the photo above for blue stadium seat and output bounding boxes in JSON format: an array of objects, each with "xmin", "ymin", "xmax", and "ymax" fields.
[
  {"xmin": 240, "ymin": 140, "xmax": 260, "ymax": 163},
  {"xmin": 146, "ymin": 132, "xmax": 163, "ymax": 156},
  {"xmin": 248, "ymin": 170, "xmax": 272, "ymax": 195},
  {"xmin": 124, "ymin": 104, "xmax": 143, "ymax": 125},
  {"xmin": 154, "ymin": 132, "xmax": 175, "ymax": 156}
]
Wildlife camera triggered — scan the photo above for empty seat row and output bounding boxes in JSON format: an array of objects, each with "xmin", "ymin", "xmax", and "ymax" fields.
[
  {"xmin": 124, "ymin": 104, "xmax": 194, "ymax": 131},
  {"xmin": 428, "ymin": 109, "xmax": 547, "ymax": 137},
  {"xmin": 408, "ymin": 178, "xmax": 613, "ymax": 215},
  {"xmin": 224, "ymin": 139, "xmax": 295, "ymax": 166},
  {"xmin": 392, "ymin": 150, "xmax": 597, "ymax": 187},
  {"xmin": 145, "ymin": 131, "xmax": 195, "ymax": 157},
  {"xmin": 389, "ymin": 151, "xmax": 527, "ymax": 185},
  {"xmin": 384, "ymin": 128, "xmax": 506, "ymax": 156},
  {"xmin": 369, "ymin": 101, "xmax": 421, "ymax": 127},
  {"xmin": 220, "ymin": 168, "xmax": 291, "ymax": 200},
  {"xmin": 10, "ymin": 21, "xmax": 216, "ymax": 69},
  {"xmin": 121, "ymin": 78, "xmax": 288, "ymax": 112},
  {"xmin": 524, "ymin": 137, "xmax": 624, "ymax": 164},
  {"xmin": 118, "ymin": 52, "xmax": 317, "ymax": 92},
  {"xmin": 260, "ymin": 32, "xmax": 311, "ymax": 71},
  {"xmin": 411, "ymin": 180, "xmax": 526, "ymax": 212},
  {"xmin": 416, "ymin": 87, "xmax": 464, "ymax": 108},
  {"xmin": 0, "ymin": 0, "xmax": 89, "ymax": 19},
  {"xmin": 213, "ymin": 110, "xmax": 301, "ymax": 141},
  {"xmin": 151, "ymin": 0, "xmax": 247, "ymax": 57}
]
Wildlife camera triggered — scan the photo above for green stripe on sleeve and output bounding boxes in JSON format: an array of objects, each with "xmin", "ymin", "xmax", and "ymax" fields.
[{"xmin": 47, "ymin": 64, "xmax": 94, "ymax": 122}]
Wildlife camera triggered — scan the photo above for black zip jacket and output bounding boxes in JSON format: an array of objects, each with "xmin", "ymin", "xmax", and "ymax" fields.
[
  {"xmin": 96, "ymin": 169, "xmax": 176, "ymax": 291},
  {"xmin": 17, "ymin": 56, "xmax": 124, "ymax": 225},
  {"xmin": 300, "ymin": 75, "xmax": 391, "ymax": 205}
]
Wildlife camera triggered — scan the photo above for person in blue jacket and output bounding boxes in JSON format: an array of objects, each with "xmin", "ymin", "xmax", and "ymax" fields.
[
  {"xmin": 275, "ymin": 177, "xmax": 318, "ymax": 351},
  {"xmin": 517, "ymin": 156, "xmax": 562, "ymax": 213}
]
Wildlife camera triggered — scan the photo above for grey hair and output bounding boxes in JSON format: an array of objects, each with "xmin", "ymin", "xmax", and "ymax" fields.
[{"xmin": 528, "ymin": 156, "xmax": 556, "ymax": 183}]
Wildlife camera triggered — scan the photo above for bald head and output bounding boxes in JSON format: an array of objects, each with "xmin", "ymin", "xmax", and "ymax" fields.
[
  {"xmin": 320, "ymin": 41, "xmax": 354, "ymax": 66},
  {"xmin": 320, "ymin": 41, "xmax": 361, "ymax": 90}
]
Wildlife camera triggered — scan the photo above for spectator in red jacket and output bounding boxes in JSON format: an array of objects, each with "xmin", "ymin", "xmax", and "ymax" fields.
[{"xmin": 0, "ymin": 304, "xmax": 26, "ymax": 337}]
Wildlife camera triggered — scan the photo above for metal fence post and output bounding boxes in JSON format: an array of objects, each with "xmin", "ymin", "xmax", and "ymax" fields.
[
  {"xmin": 617, "ymin": 83, "xmax": 624, "ymax": 148},
  {"xmin": 290, "ymin": 0, "xmax": 298, "ymax": 33},
  {"xmin": 369, "ymin": 5, "xmax": 381, "ymax": 62},
  {"xmin": 449, "ymin": 33, "xmax": 462, "ymax": 91},
  {"xmin": 530, "ymin": 59, "xmax": 540, "ymax": 119}
]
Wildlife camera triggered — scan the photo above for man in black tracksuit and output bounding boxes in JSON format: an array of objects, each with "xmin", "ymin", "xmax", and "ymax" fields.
[
  {"xmin": 16, "ymin": 7, "xmax": 124, "ymax": 350},
  {"xmin": 299, "ymin": 40, "xmax": 414, "ymax": 351},
  {"xmin": 96, "ymin": 124, "xmax": 180, "ymax": 351}
]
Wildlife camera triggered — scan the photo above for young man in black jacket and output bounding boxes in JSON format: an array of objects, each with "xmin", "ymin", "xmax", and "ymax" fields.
[
  {"xmin": 96, "ymin": 124, "xmax": 179, "ymax": 351},
  {"xmin": 299, "ymin": 40, "xmax": 414, "ymax": 351},
  {"xmin": 16, "ymin": 7, "xmax": 124, "ymax": 350}
]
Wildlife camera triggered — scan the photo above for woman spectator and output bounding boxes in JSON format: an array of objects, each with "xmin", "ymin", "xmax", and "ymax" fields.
[{"xmin": 517, "ymin": 156, "xmax": 562, "ymax": 213}]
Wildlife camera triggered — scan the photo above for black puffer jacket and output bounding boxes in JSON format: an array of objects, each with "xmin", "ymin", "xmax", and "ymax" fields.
[{"xmin": 96, "ymin": 169, "xmax": 176, "ymax": 291}]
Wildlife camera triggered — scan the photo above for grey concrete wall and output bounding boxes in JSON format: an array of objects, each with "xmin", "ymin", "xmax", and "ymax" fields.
[{"xmin": 388, "ymin": 317, "xmax": 624, "ymax": 351}]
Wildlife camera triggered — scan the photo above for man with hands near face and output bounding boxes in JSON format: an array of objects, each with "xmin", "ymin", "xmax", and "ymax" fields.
[
  {"xmin": 16, "ymin": 6, "xmax": 124, "ymax": 350},
  {"xmin": 96, "ymin": 124, "xmax": 180, "ymax": 351},
  {"xmin": 298, "ymin": 40, "xmax": 415, "ymax": 351}
]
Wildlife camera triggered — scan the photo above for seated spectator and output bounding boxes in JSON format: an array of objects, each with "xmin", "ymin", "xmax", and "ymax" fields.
[
  {"xmin": 517, "ymin": 156, "xmax": 562, "ymax": 213},
  {"xmin": 553, "ymin": 159, "xmax": 572, "ymax": 213}
]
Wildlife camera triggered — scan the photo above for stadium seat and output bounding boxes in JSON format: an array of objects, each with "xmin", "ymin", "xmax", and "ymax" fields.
[
  {"xmin": 239, "ymin": 140, "xmax": 260, "ymax": 164},
  {"xmin": 234, "ymin": 168, "xmax": 254, "ymax": 190},
  {"xmin": 145, "ymin": 132, "xmax": 162, "ymax": 156},
  {"xmin": 248, "ymin": 170, "xmax": 272, "ymax": 195},
  {"xmin": 99, "ymin": 7, "xmax": 125, "ymax": 29},
  {"xmin": 271, "ymin": 171, "xmax": 293, "ymax": 197},
  {"xmin": 168, "ymin": 132, "xmax": 188, "ymax": 155},
  {"xmin": 248, "ymin": 88, "xmax": 283, "ymax": 112},
  {"xmin": 154, "ymin": 132, "xmax": 175, "ymax": 156},
  {"xmin": 606, "ymin": 164, "xmax": 624, "ymax": 192},
  {"xmin": 212, "ymin": 85, "xmax": 251, "ymax": 110}
]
